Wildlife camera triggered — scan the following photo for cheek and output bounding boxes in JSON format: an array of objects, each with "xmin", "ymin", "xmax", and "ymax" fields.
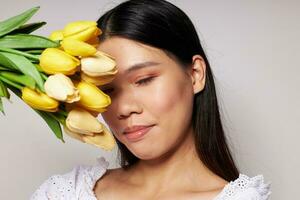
[{"xmin": 142, "ymin": 75, "xmax": 194, "ymax": 137}]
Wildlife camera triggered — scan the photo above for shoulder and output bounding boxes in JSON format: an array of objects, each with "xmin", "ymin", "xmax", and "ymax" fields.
[
  {"xmin": 215, "ymin": 173, "xmax": 272, "ymax": 200},
  {"xmin": 30, "ymin": 156, "xmax": 109, "ymax": 200}
]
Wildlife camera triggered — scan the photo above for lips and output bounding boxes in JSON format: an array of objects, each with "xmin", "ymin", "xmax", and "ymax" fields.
[
  {"xmin": 123, "ymin": 125, "xmax": 154, "ymax": 134},
  {"xmin": 123, "ymin": 125, "xmax": 154, "ymax": 141}
]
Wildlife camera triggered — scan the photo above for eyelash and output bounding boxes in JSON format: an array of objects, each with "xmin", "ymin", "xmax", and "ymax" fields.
[
  {"xmin": 136, "ymin": 76, "xmax": 155, "ymax": 86},
  {"xmin": 101, "ymin": 77, "xmax": 155, "ymax": 94}
]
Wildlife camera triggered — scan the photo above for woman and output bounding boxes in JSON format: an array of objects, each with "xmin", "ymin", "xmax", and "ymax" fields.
[{"xmin": 30, "ymin": 0, "xmax": 271, "ymax": 199}]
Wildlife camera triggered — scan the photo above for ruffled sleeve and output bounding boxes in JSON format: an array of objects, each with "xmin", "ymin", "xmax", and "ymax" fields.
[
  {"xmin": 215, "ymin": 173, "xmax": 272, "ymax": 200},
  {"xmin": 29, "ymin": 156, "xmax": 109, "ymax": 200}
]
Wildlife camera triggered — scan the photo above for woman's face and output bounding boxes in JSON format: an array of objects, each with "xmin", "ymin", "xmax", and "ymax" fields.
[{"xmin": 98, "ymin": 37, "xmax": 196, "ymax": 160}]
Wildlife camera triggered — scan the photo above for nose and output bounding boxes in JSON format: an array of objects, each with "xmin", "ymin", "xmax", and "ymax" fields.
[{"xmin": 116, "ymin": 90, "xmax": 142, "ymax": 120}]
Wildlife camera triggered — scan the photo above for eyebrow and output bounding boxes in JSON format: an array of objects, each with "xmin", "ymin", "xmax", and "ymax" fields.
[{"xmin": 124, "ymin": 61, "xmax": 160, "ymax": 75}]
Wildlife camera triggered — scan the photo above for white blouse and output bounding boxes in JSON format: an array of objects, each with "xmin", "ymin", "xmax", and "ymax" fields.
[{"xmin": 30, "ymin": 156, "xmax": 272, "ymax": 200}]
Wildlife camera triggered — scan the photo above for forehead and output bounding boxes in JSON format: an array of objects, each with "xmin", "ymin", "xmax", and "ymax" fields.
[{"xmin": 97, "ymin": 37, "xmax": 170, "ymax": 73}]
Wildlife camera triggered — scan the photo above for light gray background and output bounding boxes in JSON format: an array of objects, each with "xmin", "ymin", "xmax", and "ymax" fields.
[{"xmin": 0, "ymin": 0, "xmax": 299, "ymax": 199}]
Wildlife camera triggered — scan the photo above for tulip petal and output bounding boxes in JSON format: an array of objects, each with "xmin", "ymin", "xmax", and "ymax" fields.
[
  {"xmin": 63, "ymin": 21, "xmax": 101, "ymax": 42},
  {"xmin": 82, "ymin": 124, "xmax": 116, "ymax": 151},
  {"xmin": 76, "ymin": 80, "xmax": 111, "ymax": 112},
  {"xmin": 63, "ymin": 21, "xmax": 97, "ymax": 37},
  {"xmin": 49, "ymin": 30, "xmax": 64, "ymax": 41},
  {"xmin": 80, "ymin": 72, "xmax": 116, "ymax": 86},
  {"xmin": 21, "ymin": 87, "xmax": 59, "ymax": 112},
  {"xmin": 39, "ymin": 48, "xmax": 80, "ymax": 75},
  {"xmin": 44, "ymin": 73, "xmax": 80, "ymax": 103},
  {"xmin": 66, "ymin": 107, "xmax": 103, "ymax": 135},
  {"xmin": 85, "ymin": 36, "xmax": 100, "ymax": 47},
  {"xmin": 61, "ymin": 38, "xmax": 97, "ymax": 57},
  {"xmin": 63, "ymin": 125, "xmax": 85, "ymax": 142},
  {"xmin": 81, "ymin": 50, "xmax": 117, "ymax": 77}
]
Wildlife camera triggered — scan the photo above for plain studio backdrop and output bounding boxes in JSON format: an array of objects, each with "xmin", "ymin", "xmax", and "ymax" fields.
[{"xmin": 0, "ymin": 0, "xmax": 299, "ymax": 199}]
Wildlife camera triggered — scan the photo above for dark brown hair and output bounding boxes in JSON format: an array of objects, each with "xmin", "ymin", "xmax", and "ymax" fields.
[{"xmin": 97, "ymin": 0, "xmax": 239, "ymax": 181}]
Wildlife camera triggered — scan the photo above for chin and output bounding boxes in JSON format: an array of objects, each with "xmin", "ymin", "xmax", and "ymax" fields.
[
  {"xmin": 124, "ymin": 143, "xmax": 159, "ymax": 160},
  {"xmin": 129, "ymin": 147, "xmax": 156, "ymax": 160},
  {"xmin": 129, "ymin": 145, "xmax": 171, "ymax": 161}
]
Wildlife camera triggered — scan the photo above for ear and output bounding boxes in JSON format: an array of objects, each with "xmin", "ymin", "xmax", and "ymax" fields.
[{"xmin": 189, "ymin": 55, "xmax": 206, "ymax": 94}]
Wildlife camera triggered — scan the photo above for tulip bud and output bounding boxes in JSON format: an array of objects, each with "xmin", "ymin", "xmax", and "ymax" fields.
[
  {"xmin": 63, "ymin": 21, "xmax": 101, "ymax": 42},
  {"xmin": 49, "ymin": 30, "xmax": 64, "ymax": 41},
  {"xmin": 80, "ymin": 72, "xmax": 116, "ymax": 86},
  {"xmin": 65, "ymin": 102, "xmax": 101, "ymax": 117},
  {"xmin": 39, "ymin": 48, "xmax": 80, "ymax": 75},
  {"xmin": 44, "ymin": 73, "xmax": 80, "ymax": 103},
  {"xmin": 75, "ymin": 80, "xmax": 111, "ymax": 113},
  {"xmin": 21, "ymin": 87, "xmax": 59, "ymax": 112},
  {"xmin": 63, "ymin": 125, "xmax": 85, "ymax": 142},
  {"xmin": 61, "ymin": 38, "xmax": 97, "ymax": 57},
  {"xmin": 80, "ymin": 51, "xmax": 118, "ymax": 77},
  {"xmin": 81, "ymin": 124, "xmax": 116, "ymax": 151},
  {"xmin": 65, "ymin": 107, "xmax": 103, "ymax": 136}
]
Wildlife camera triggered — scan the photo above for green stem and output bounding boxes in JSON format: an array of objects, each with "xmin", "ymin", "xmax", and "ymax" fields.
[
  {"xmin": 58, "ymin": 109, "xmax": 68, "ymax": 118},
  {"xmin": 40, "ymin": 72, "xmax": 48, "ymax": 81},
  {"xmin": 0, "ymin": 76, "xmax": 23, "ymax": 90},
  {"xmin": 0, "ymin": 47, "xmax": 40, "ymax": 61}
]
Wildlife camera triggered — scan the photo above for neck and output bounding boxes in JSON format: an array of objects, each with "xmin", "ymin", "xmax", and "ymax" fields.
[{"xmin": 124, "ymin": 126, "xmax": 225, "ymax": 194}]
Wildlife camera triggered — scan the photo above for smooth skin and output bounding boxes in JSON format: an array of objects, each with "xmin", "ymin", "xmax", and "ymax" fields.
[{"xmin": 93, "ymin": 37, "xmax": 228, "ymax": 200}]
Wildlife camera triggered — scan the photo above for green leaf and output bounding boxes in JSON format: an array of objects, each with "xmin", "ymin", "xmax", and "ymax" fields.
[
  {"xmin": 0, "ymin": 97, "xmax": 4, "ymax": 115},
  {"xmin": 0, "ymin": 76, "xmax": 23, "ymax": 90},
  {"xmin": 34, "ymin": 109, "xmax": 65, "ymax": 143},
  {"xmin": 0, "ymin": 47, "xmax": 40, "ymax": 61},
  {"xmin": 10, "ymin": 21, "xmax": 46, "ymax": 34},
  {"xmin": 0, "ymin": 79, "xmax": 10, "ymax": 99},
  {"xmin": 0, "ymin": 34, "xmax": 59, "ymax": 49},
  {"xmin": 25, "ymin": 49, "xmax": 44, "ymax": 55},
  {"xmin": 5, "ymin": 82, "xmax": 21, "ymax": 96},
  {"xmin": 0, "ymin": 71, "xmax": 36, "ymax": 89},
  {"xmin": 0, "ymin": 6, "xmax": 40, "ymax": 37},
  {"xmin": 0, "ymin": 65, "xmax": 14, "ymax": 71},
  {"xmin": 0, "ymin": 52, "xmax": 44, "ymax": 92},
  {"xmin": 0, "ymin": 53, "xmax": 18, "ymax": 70},
  {"xmin": 4, "ymin": 83, "xmax": 65, "ymax": 143}
]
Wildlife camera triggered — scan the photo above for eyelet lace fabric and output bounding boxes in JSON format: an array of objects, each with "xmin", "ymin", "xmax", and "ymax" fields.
[
  {"xmin": 30, "ymin": 156, "xmax": 271, "ymax": 200},
  {"xmin": 30, "ymin": 156, "xmax": 109, "ymax": 200},
  {"xmin": 213, "ymin": 174, "xmax": 272, "ymax": 200}
]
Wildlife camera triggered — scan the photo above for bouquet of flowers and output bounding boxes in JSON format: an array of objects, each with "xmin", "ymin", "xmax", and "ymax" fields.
[{"xmin": 0, "ymin": 6, "xmax": 118, "ymax": 151}]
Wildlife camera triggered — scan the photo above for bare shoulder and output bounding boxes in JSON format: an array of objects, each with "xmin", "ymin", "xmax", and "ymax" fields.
[{"xmin": 93, "ymin": 167, "xmax": 129, "ymax": 194}]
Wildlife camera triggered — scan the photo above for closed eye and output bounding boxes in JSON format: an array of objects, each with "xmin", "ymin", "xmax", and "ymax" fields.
[
  {"xmin": 136, "ymin": 76, "xmax": 155, "ymax": 86},
  {"xmin": 101, "ymin": 77, "xmax": 156, "ymax": 94}
]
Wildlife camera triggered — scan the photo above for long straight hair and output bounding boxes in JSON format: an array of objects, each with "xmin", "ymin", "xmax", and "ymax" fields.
[{"xmin": 97, "ymin": 0, "xmax": 239, "ymax": 181}]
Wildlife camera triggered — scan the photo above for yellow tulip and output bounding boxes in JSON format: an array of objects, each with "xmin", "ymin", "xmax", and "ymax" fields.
[
  {"xmin": 49, "ymin": 30, "xmax": 64, "ymax": 41},
  {"xmin": 61, "ymin": 38, "xmax": 97, "ymax": 57},
  {"xmin": 44, "ymin": 73, "xmax": 80, "ymax": 103},
  {"xmin": 39, "ymin": 48, "xmax": 80, "ymax": 75},
  {"xmin": 75, "ymin": 80, "xmax": 111, "ymax": 113},
  {"xmin": 81, "ymin": 124, "xmax": 116, "ymax": 151},
  {"xmin": 65, "ymin": 107, "xmax": 103, "ymax": 136},
  {"xmin": 63, "ymin": 125, "xmax": 85, "ymax": 142},
  {"xmin": 85, "ymin": 36, "xmax": 100, "ymax": 47},
  {"xmin": 21, "ymin": 87, "xmax": 59, "ymax": 112},
  {"xmin": 63, "ymin": 21, "xmax": 101, "ymax": 42},
  {"xmin": 80, "ymin": 72, "xmax": 116, "ymax": 86},
  {"xmin": 63, "ymin": 122, "xmax": 116, "ymax": 151},
  {"xmin": 80, "ymin": 50, "xmax": 118, "ymax": 77},
  {"xmin": 65, "ymin": 102, "xmax": 101, "ymax": 117}
]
